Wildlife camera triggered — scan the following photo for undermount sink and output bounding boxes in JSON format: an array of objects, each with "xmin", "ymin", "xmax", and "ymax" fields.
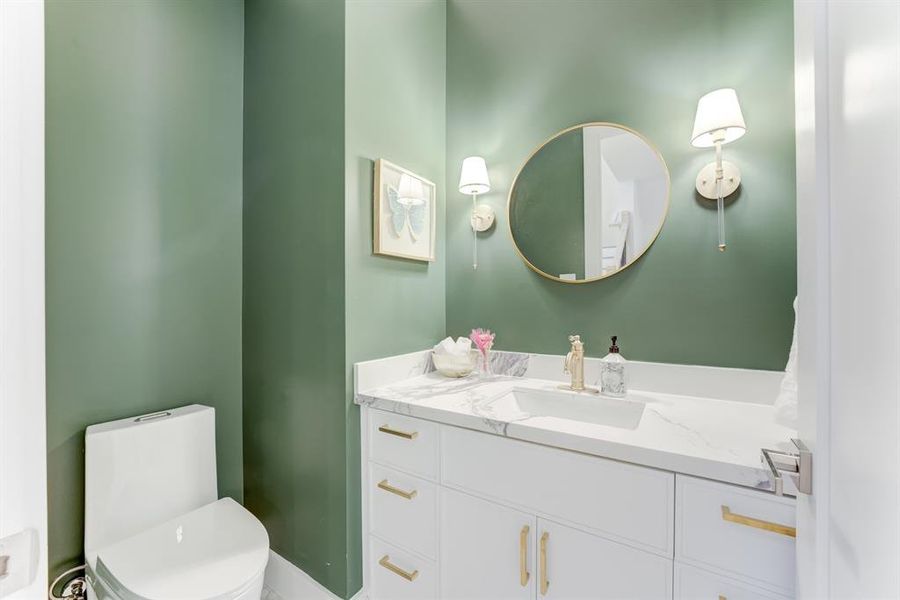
[{"xmin": 504, "ymin": 386, "xmax": 645, "ymax": 430}]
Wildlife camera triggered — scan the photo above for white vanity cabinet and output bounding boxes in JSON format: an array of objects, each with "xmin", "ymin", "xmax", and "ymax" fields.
[
  {"xmin": 440, "ymin": 487, "xmax": 536, "ymax": 600},
  {"xmin": 535, "ymin": 518, "xmax": 672, "ymax": 600},
  {"xmin": 439, "ymin": 488, "xmax": 672, "ymax": 600},
  {"xmin": 363, "ymin": 407, "xmax": 796, "ymax": 600},
  {"xmin": 440, "ymin": 425, "xmax": 674, "ymax": 555}
]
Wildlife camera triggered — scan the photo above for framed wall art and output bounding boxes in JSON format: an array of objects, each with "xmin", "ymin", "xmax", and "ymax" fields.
[{"xmin": 373, "ymin": 158, "xmax": 436, "ymax": 262}]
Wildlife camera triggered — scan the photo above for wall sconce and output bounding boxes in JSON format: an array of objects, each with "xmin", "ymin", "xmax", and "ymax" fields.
[
  {"xmin": 458, "ymin": 156, "xmax": 494, "ymax": 269},
  {"xmin": 691, "ymin": 88, "xmax": 746, "ymax": 251}
]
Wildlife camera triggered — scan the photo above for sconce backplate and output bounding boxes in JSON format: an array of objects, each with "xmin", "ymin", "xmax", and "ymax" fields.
[
  {"xmin": 471, "ymin": 204, "xmax": 495, "ymax": 232},
  {"xmin": 696, "ymin": 160, "xmax": 741, "ymax": 200}
]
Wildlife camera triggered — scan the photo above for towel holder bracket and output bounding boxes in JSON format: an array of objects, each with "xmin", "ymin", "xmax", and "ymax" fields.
[{"xmin": 761, "ymin": 438, "xmax": 812, "ymax": 497}]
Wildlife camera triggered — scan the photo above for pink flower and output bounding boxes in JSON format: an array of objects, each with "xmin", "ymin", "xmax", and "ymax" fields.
[{"xmin": 469, "ymin": 328, "xmax": 495, "ymax": 353}]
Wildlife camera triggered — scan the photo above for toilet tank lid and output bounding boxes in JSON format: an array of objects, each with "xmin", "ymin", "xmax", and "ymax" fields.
[
  {"xmin": 85, "ymin": 404, "xmax": 212, "ymax": 436},
  {"xmin": 94, "ymin": 498, "xmax": 269, "ymax": 600}
]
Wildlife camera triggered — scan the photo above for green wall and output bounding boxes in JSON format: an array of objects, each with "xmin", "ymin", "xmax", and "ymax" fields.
[
  {"xmin": 45, "ymin": 0, "xmax": 245, "ymax": 576},
  {"xmin": 242, "ymin": 0, "xmax": 350, "ymax": 596},
  {"xmin": 445, "ymin": 0, "xmax": 797, "ymax": 370},
  {"xmin": 345, "ymin": 0, "xmax": 447, "ymax": 593},
  {"xmin": 46, "ymin": 0, "xmax": 243, "ymax": 574},
  {"xmin": 510, "ymin": 128, "xmax": 586, "ymax": 279},
  {"xmin": 346, "ymin": 0, "xmax": 447, "ymax": 362}
]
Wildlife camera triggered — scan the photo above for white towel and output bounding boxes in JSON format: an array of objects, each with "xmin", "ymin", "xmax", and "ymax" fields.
[
  {"xmin": 774, "ymin": 297, "xmax": 798, "ymax": 429},
  {"xmin": 433, "ymin": 336, "xmax": 472, "ymax": 357}
]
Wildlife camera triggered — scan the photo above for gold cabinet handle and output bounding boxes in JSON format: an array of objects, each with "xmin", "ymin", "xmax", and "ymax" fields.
[
  {"xmin": 721, "ymin": 505, "xmax": 796, "ymax": 538},
  {"xmin": 377, "ymin": 479, "xmax": 417, "ymax": 500},
  {"xmin": 539, "ymin": 531, "xmax": 549, "ymax": 596},
  {"xmin": 378, "ymin": 425, "xmax": 418, "ymax": 439},
  {"xmin": 519, "ymin": 525, "xmax": 530, "ymax": 586},
  {"xmin": 378, "ymin": 555, "xmax": 419, "ymax": 581}
]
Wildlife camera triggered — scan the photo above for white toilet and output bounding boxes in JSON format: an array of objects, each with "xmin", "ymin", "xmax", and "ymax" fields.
[{"xmin": 84, "ymin": 405, "xmax": 269, "ymax": 600}]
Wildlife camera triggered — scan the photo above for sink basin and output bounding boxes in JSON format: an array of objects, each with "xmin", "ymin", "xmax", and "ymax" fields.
[{"xmin": 504, "ymin": 387, "xmax": 645, "ymax": 430}]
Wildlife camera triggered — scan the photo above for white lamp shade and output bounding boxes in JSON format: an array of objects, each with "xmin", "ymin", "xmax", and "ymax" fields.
[
  {"xmin": 458, "ymin": 156, "xmax": 491, "ymax": 195},
  {"xmin": 691, "ymin": 88, "xmax": 746, "ymax": 148},
  {"xmin": 397, "ymin": 173, "xmax": 425, "ymax": 205}
]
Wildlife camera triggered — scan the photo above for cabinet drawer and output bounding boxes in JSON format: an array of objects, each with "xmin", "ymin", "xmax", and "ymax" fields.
[
  {"xmin": 370, "ymin": 464, "xmax": 437, "ymax": 559},
  {"xmin": 539, "ymin": 518, "xmax": 672, "ymax": 600},
  {"xmin": 370, "ymin": 410, "xmax": 438, "ymax": 480},
  {"xmin": 675, "ymin": 563, "xmax": 792, "ymax": 600},
  {"xmin": 441, "ymin": 425, "xmax": 674, "ymax": 556},
  {"xmin": 370, "ymin": 536, "xmax": 437, "ymax": 600},
  {"xmin": 675, "ymin": 475, "xmax": 795, "ymax": 595}
]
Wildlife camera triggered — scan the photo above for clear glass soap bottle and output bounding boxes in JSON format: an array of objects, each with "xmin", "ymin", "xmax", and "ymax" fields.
[{"xmin": 600, "ymin": 336, "xmax": 627, "ymax": 397}]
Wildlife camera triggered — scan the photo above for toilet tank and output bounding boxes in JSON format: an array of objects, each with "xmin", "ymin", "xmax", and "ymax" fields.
[{"xmin": 84, "ymin": 404, "xmax": 217, "ymax": 558}]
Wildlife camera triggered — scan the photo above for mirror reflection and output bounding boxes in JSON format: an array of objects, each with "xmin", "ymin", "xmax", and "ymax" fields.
[{"xmin": 509, "ymin": 123, "xmax": 669, "ymax": 283}]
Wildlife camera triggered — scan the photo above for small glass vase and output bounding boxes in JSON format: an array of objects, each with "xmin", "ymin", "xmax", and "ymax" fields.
[{"xmin": 477, "ymin": 348, "xmax": 493, "ymax": 377}]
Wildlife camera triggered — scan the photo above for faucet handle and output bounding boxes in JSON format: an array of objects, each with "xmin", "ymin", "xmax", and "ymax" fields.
[{"xmin": 568, "ymin": 334, "xmax": 581, "ymax": 344}]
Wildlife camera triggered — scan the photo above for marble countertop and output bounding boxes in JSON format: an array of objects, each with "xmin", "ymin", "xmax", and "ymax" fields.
[{"xmin": 356, "ymin": 371, "xmax": 798, "ymax": 494}]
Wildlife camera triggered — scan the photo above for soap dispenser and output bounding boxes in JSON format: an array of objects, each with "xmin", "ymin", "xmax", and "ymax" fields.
[{"xmin": 600, "ymin": 336, "xmax": 627, "ymax": 397}]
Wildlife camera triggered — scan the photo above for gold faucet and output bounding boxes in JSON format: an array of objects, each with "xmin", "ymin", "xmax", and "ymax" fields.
[{"xmin": 562, "ymin": 335, "xmax": 598, "ymax": 393}]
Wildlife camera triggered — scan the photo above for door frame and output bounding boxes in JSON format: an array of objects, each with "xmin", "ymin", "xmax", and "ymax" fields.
[
  {"xmin": 793, "ymin": 1, "xmax": 830, "ymax": 597},
  {"xmin": 0, "ymin": 0, "xmax": 48, "ymax": 598}
]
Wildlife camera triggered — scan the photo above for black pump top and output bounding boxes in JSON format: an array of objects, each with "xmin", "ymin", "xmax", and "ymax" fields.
[{"xmin": 609, "ymin": 336, "xmax": 619, "ymax": 353}]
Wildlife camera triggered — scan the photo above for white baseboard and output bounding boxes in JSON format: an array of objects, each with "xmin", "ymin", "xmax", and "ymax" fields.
[{"xmin": 264, "ymin": 551, "xmax": 367, "ymax": 600}]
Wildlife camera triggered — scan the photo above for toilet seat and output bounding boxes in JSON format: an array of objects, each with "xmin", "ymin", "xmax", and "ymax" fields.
[{"xmin": 91, "ymin": 497, "xmax": 269, "ymax": 600}]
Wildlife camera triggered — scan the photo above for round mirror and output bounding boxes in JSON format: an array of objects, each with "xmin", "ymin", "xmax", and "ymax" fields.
[{"xmin": 508, "ymin": 123, "xmax": 669, "ymax": 283}]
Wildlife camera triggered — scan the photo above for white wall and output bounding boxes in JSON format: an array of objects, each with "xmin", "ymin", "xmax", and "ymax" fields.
[
  {"xmin": 0, "ymin": 0, "xmax": 48, "ymax": 598},
  {"xmin": 632, "ymin": 177, "xmax": 666, "ymax": 258}
]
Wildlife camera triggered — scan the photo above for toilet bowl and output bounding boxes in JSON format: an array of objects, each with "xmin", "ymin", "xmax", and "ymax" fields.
[
  {"xmin": 84, "ymin": 405, "xmax": 269, "ymax": 600},
  {"xmin": 87, "ymin": 498, "xmax": 268, "ymax": 600}
]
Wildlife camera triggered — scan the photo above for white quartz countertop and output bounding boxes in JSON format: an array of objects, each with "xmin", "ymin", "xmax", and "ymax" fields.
[{"xmin": 356, "ymin": 371, "xmax": 798, "ymax": 494}]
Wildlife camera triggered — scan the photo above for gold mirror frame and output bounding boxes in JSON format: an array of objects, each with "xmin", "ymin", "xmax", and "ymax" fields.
[{"xmin": 507, "ymin": 122, "xmax": 671, "ymax": 284}]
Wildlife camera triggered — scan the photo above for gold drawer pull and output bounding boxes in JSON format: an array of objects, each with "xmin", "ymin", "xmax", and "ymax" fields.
[
  {"xmin": 721, "ymin": 505, "xmax": 796, "ymax": 538},
  {"xmin": 377, "ymin": 479, "xmax": 417, "ymax": 500},
  {"xmin": 539, "ymin": 531, "xmax": 549, "ymax": 595},
  {"xmin": 378, "ymin": 425, "xmax": 418, "ymax": 440},
  {"xmin": 519, "ymin": 525, "xmax": 530, "ymax": 586},
  {"xmin": 379, "ymin": 555, "xmax": 419, "ymax": 581}
]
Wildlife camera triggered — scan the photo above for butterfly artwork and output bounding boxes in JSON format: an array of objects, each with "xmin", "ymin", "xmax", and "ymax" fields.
[
  {"xmin": 387, "ymin": 185, "xmax": 428, "ymax": 242},
  {"xmin": 374, "ymin": 159, "xmax": 436, "ymax": 262}
]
